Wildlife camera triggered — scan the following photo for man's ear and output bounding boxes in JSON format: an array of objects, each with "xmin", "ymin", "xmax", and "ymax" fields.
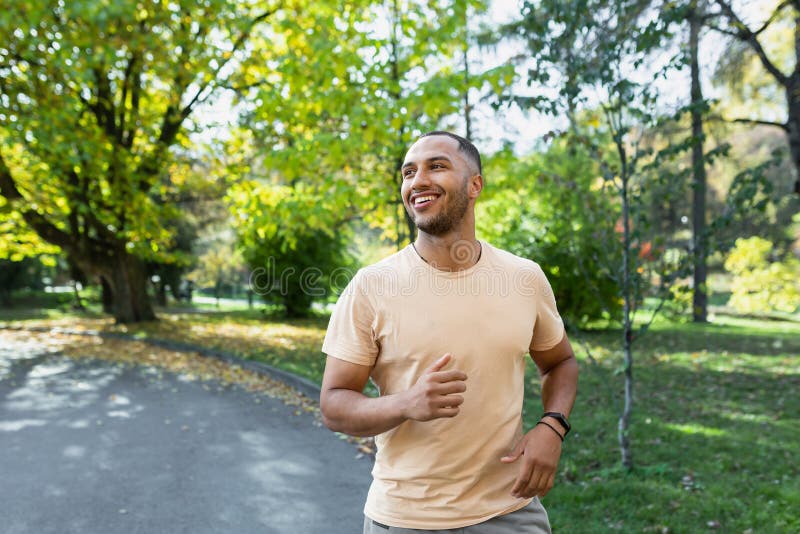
[{"xmin": 469, "ymin": 174, "xmax": 484, "ymax": 199}]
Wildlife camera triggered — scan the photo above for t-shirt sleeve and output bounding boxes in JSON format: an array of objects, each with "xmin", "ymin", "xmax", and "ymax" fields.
[
  {"xmin": 530, "ymin": 264, "xmax": 565, "ymax": 352},
  {"xmin": 321, "ymin": 270, "xmax": 379, "ymax": 367}
]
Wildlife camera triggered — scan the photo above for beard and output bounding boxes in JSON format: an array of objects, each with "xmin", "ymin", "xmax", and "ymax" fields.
[{"xmin": 410, "ymin": 179, "xmax": 469, "ymax": 236}]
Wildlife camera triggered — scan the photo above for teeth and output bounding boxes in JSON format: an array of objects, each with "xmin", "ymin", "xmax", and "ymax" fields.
[{"xmin": 415, "ymin": 195, "xmax": 436, "ymax": 205}]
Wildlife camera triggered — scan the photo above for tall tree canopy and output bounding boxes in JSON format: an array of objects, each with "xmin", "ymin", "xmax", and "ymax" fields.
[
  {"xmin": 233, "ymin": 0, "xmax": 511, "ymax": 247},
  {"xmin": 0, "ymin": 0, "xmax": 279, "ymax": 322}
]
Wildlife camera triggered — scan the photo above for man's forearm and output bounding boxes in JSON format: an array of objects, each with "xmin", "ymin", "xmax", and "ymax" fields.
[
  {"xmin": 540, "ymin": 355, "xmax": 578, "ymax": 418},
  {"xmin": 321, "ymin": 388, "xmax": 409, "ymax": 437}
]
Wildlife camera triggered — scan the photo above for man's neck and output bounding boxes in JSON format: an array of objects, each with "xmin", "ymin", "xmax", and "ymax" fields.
[{"xmin": 413, "ymin": 231, "xmax": 481, "ymax": 272}]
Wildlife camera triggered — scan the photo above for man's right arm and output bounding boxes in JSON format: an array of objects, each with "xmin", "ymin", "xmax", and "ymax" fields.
[{"xmin": 320, "ymin": 353, "xmax": 467, "ymax": 437}]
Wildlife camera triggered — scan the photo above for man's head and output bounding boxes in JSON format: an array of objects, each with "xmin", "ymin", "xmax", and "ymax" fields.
[
  {"xmin": 417, "ymin": 131, "xmax": 482, "ymax": 176},
  {"xmin": 401, "ymin": 131, "xmax": 484, "ymax": 236}
]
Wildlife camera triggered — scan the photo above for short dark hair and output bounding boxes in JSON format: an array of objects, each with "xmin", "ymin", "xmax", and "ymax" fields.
[{"xmin": 418, "ymin": 131, "xmax": 482, "ymax": 175}]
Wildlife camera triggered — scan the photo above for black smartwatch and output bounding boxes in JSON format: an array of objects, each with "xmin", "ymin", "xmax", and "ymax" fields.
[{"xmin": 542, "ymin": 412, "xmax": 571, "ymax": 436}]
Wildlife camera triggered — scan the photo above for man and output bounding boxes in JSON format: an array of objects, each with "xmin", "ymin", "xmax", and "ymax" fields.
[{"xmin": 320, "ymin": 131, "xmax": 578, "ymax": 533}]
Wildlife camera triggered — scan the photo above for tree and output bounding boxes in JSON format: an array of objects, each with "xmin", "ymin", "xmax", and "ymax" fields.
[
  {"xmin": 229, "ymin": 181, "xmax": 354, "ymax": 317},
  {"xmin": 689, "ymin": 0, "xmax": 710, "ymax": 322},
  {"xmin": 238, "ymin": 0, "xmax": 512, "ymax": 249},
  {"xmin": 0, "ymin": 0, "xmax": 280, "ymax": 322},
  {"xmin": 476, "ymin": 141, "xmax": 624, "ymax": 327},
  {"xmin": 501, "ymin": 0, "xmax": 698, "ymax": 470},
  {"xmin": 724, "ymin": 236, "xmax": 800, "ymax": 314},
  {"xmin": 190, "ymin": 240, "xmax": 244, "ymax": 308},
  {"xmin": 707, "ymin": 0, "xmax": 800, "ymax": 195},
  {"xmin": 147, "ymin": 213, "xmax": 197, "ymax": 307},
  {"xmin": 0, "ymin": 256, "xmax": 52, "ymax": 307}
]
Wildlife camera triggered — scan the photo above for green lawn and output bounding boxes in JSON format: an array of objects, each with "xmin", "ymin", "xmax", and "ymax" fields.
[
  {"xmin": 1, "ymin": 296, "xmax": 798, "ymax": 532},
  {"xmin": 539, "ymin": 321, "xmax": 800, "ymax": 533}
]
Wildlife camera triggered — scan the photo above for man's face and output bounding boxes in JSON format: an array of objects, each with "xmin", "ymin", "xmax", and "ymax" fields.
[{"xmin": 400, "ymin": 136, "xmax": 479, "ymax": 236}]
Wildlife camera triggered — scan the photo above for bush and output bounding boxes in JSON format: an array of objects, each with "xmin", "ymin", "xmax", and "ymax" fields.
[
  {"xmin": 477, "ymin": 141, "xmax": 623, "ymax": 326},
  {"xmin": 724, "ymin": 237, "xmax": 800, "ymax": 314},
  {"xmin": 0, "ymin": 257, "xmax": 51, "ymax": 306},
  {"xmin": 231, "ymin": 182, "xmax": 355, "ymax": 318},
  {"xmin": 242, "ymin": 228, "xmax": 353, "ymax": 317}
]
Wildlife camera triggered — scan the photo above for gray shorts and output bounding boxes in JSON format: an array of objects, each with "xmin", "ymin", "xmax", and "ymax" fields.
[{"xmin": 362, "ymin": 497, "xmax": 551, "ymax": 533}]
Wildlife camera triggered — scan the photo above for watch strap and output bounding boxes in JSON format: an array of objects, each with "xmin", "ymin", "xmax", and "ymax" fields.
[{"xmin": 542, "ymin": 411, "xmax": 571, "ymax": 435}]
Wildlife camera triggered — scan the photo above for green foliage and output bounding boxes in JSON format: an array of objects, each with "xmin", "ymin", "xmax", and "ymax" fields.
[
  {"xmin": 705, "ymin": 132, "xmax": 797, "ymax": 252},
  {"xmin": 0, "ymin": 257, "xmax": 51, "ymax": 305},
  {"xmin": 499, "ymin": 0, "xmax": 709, "ymax": 470},
  {"xmin": 0, "ymin": 197, "xmax": 61, "ymax": 262},
  {"xmin": 237, "ymin": 0, "xmax": 512, "ymax": 245},
  {"xmin": 230, "ymin": 181, "xmax": 355, "ymax": 318},
  {"xmin": 0, "ymin": 0, "xmax": 276, "ymax": 294},
  {"xmin": 244, "ymin": 228, "xmax": 352, "ymax": 318},
  {"xmin": 477, "ymin": 140, "xmax": 623, "ymax": 326},
  {"xmin": 724, "ymin": 236, "xmax": 800, "ymax": 314},
  {"xmin": 189, "ymin": 240, "xmax": 245, "ymax": 297},
  {"xmin": 147, "ymin": 207, "xmax": 207, "ymax": 303}
]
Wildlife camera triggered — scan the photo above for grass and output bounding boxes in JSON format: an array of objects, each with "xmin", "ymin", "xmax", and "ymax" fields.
[
  {"xmin": 2, "ymin": 292, "xmax": 798, "ymax": 533},
  {"xmin": 537, "ymin": 323, "xmax": 800, "ymax": 533}
]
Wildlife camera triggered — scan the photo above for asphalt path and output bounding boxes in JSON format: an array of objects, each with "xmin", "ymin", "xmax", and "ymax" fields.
[{"xmin": 0, "ymin": 334, "xmax": 372, "ymax": 534}]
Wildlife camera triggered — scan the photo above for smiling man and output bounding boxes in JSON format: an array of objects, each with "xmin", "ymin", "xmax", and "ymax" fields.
[{"xmin": 320, "ymin": 131, "xmax": 578, "ymax": 533}]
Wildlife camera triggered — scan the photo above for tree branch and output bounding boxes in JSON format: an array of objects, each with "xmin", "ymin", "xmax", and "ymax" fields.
[
  {"xmin": 118, "ymin": 52, "xmax": 138, "ymax": 145},
  {"xmin": 90, "ymin": 65, "xmax": 121, "ymax": 139},
  {"xmin": 0, "ymin": 152, "xmax": 74, "ymax": 251},
  {"xmin": 217, "ymin": 79, "xmax": 274, "ymax": 96},
  {"xmin": 145, "ymin": 5, "xmax": 281, "ymax": 180},
  {"xmin": 180, "ymin": 6, "xmax": 281, "ymax": 119},
  {"xmin": 124, "ymin": 59, "xmax": 143, "ymax": 149},
  {"xmin": 703, "ymin": 23, "xmax": 740, "ymax": 39},
  {"xmin": 713, "ymin": 0, "xmax": 790, "ymax": 86},
  {"xmin": 753, "ymin": 0, "xmax": 792, "ymax": 36},
  {"xmin": 708, "ymin": 114, "xmax": 790, "ymax": 131}
]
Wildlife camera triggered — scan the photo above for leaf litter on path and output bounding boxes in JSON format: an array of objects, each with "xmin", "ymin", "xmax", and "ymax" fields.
[{"xmin": 0, "ymin": 328, "xmax": 375, "ymax": 458}]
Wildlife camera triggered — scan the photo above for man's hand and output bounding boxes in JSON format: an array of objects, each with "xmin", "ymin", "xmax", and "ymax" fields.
[
  {"xmin": 500, "ymin": 424, "xmax": 563, "ymax": 498},
  {"xmin": 400, "ymin": 353, "xmax": 467, "ymax": 422}
]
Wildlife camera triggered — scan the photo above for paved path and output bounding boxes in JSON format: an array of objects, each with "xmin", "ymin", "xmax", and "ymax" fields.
[{"xmin": 0, "ymin": 334, "xmax": 372, "ymax": 533}]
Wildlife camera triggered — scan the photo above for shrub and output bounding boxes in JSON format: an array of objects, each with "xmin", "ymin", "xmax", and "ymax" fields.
[{"xmin": 724, "ymin": 237, "xmax": 800, "ymax": 314}]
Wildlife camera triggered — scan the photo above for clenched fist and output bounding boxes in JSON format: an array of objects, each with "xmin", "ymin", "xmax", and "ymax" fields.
[{"xmin": 400, "ymin": 353, "xmax": 468, "ymax": 422}]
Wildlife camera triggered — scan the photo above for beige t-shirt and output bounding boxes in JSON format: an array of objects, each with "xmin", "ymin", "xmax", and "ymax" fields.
[{"xmin": 321, "ymin": 241, "xmax": 564, "ymax": 529}]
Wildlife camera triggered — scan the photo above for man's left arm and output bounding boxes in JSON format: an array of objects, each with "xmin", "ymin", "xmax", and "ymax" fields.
[{"xmin": 501, "ymin": 332, "xmax": 578, "ymax": 499}]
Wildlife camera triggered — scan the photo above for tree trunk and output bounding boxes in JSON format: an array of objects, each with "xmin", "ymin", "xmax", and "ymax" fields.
[
  {"xmin": 101, "ymin": 250, "xmax": 156, "ymax": 323},
  {"xmin": 71, "ymin": 281, "xmax": 85, "ymax": 310},
  {"xmin": 155, "ymin": 281, "xmax": 167, "ymax": 307},
  {"xmin": 0, "ymin": 288, "xmax": 11, "ymax": 308},
  {"xmin": 619, "ymin": 168, "xmax": 634, "ymax": 471},
  {"xmin": 100, "ymin": 275, "xmax": 114, "ymax": 314},
  {"xmin": 690, "ymin": 5, "xmax": 708, "ymax": 323},
  {"xmin": 787, "ymin": 81, "xmax": 800, "ymax": 195},
  {"xmin": 169, "ymin": 282, "xmax": 181, "ymax": 301},
  {"xmin": 790, "ymin": 10, "xmax": 800, "ymax": 194},
  {"xmin": 463, "ymin": 42, "xmax": 472, "ymax": 140},
  {"xmin": 711, "ymin": 2, "xmax": 799, "ymax": 194},
  {"xmin": 620, "ymin": 328, "xmax": 634, "ymax": 470}
]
